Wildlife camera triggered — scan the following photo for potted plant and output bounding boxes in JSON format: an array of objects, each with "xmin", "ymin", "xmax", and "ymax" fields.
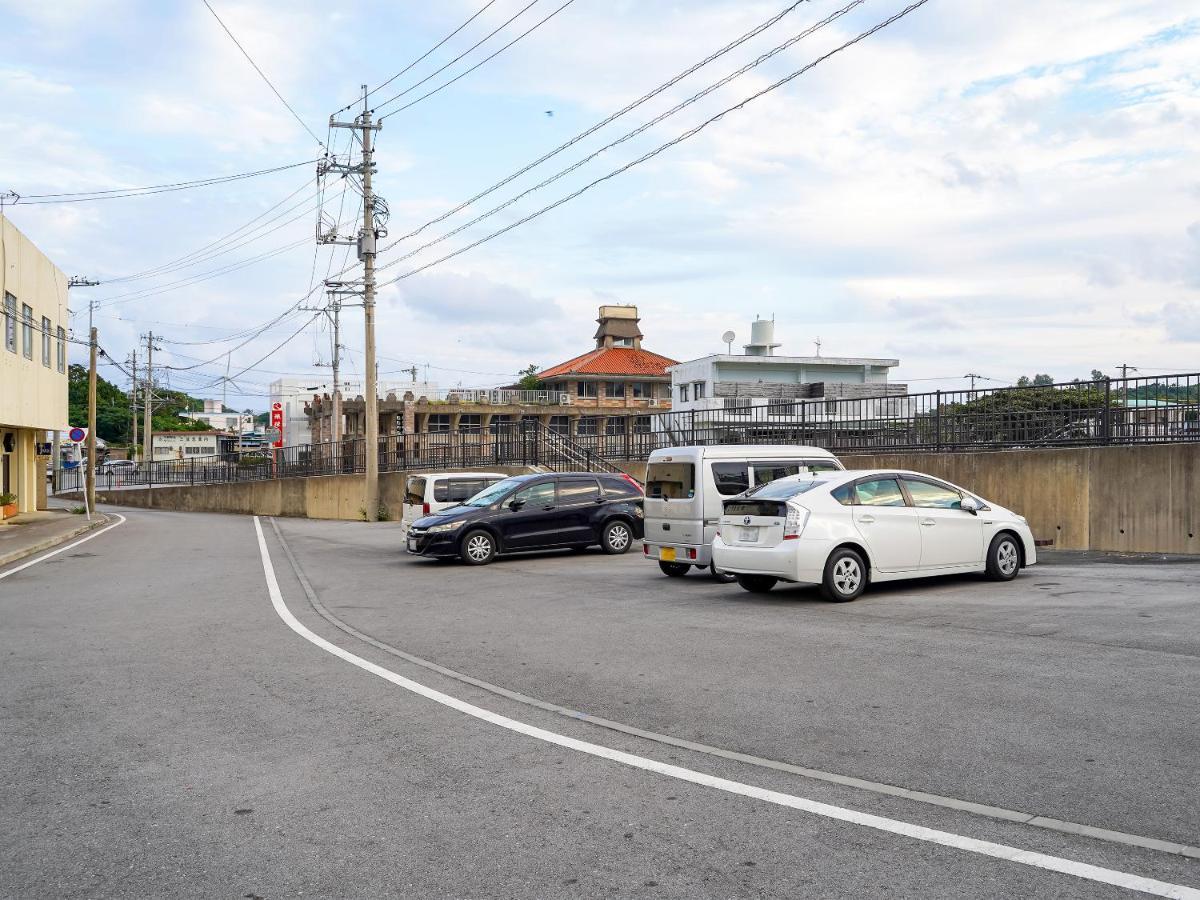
[{"xmin": 0, "ymin": 492, "xmax": 16, "ymax": 520}]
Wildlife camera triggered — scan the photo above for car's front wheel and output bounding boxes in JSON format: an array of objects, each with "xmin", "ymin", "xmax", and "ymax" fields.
[
  {"xmin": 460, "ymin": 529, "xmax": 497, "ymax": 566},
  {"xmin": 820, "ymin": 547, "xmax": 866, "ymax": 602},
  {"xmin": 985, "ymin": 533, "xmax": 1021, "ymax": 581},
  {"xmin": 736, "ymin": 574, "xmax": 778, "ymax": 594},
  {"xmin": 600, "ymin": 520, "xmax": 633, "ymax": 555},
  {"xmin": 659, "ymin": 560, "xmax": 691, "ymax": 577}
]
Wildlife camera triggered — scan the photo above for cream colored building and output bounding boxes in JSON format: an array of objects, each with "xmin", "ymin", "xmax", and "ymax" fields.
[
  {"xmin": 151, "ymin": 431, "xmax": 221, "ymax": 460},
  {"xmin": 1, "ymin": 215, "xmax": 70, "ymax": 515}
]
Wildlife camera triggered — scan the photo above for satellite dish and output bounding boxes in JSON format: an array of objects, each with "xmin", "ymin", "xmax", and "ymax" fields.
[{"xmin": 722, "ymin": 331, "xmax": 736, "ymax": 354}]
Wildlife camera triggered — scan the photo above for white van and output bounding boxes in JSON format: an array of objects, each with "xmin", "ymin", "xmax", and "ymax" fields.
[
  {"xmin": 642, "ymin": 445, "xmax": 843, "ymax": 580},
  {"xmin": 403, "ymin": 472, "xmax": 508, "ymax": 527}
]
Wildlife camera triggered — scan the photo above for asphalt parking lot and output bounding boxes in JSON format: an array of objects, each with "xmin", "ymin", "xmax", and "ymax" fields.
[
  {"xmin": 277, "ymin": 518, "xmax": 1200, "ymax": 851},
  {"xmin": 4, "ymin": 508, "xmax": 1197, "ymax": 898}
]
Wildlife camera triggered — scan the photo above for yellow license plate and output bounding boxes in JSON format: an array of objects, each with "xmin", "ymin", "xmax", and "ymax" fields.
[{"xmin": 659, "ymin": 547, "xmax": 676, "ymax": 562}]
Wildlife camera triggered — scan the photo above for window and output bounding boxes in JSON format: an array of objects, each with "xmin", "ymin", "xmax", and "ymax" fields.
[
  {"xmin": 693, "ymin": 381, "xmax": 706, "ymax": 400},
  {"xmin": 21, "ymin": 304, "xmax": 34, "ymax": 359},
  {"xmin": 41, "ymin": 317, "xmax": 51, "ymax": 366},
  {"xmin": 646, "ymin": 461, "xmax": 695, "ymax": 500},
  {"xmin": 724, "ymin": 397, "xmax": 752, "ymax": 416},
  {"xmin": 185, "ymin": 445, "xmax": 207, "ymax": 455},
  {"xmin": 678, "ymin": 384, "xmax": 690, "ymax": 403},
  {"xmin": 604, "ymin": 417, "xmax": 626, "ymax": 436},
  {"xmin": 902, "ymin": 478, "xmax": 962, "ymax": 509},
  {"xmin": 577, "ymin": 381, "xmax": 598, "ymax": 398},
  {"xmin": 558, "ymin": 477, "xmax": 600, "ymax": 504},
  {"xmin": 426, "ymin": 414, "xmax": 451, "ymax": 432},
  {"xmin": 831, "ymin": 484, "xmax": 855, "ymax": 506},
  {"xmin": 405, "ymin": 476, "xmax": 428, "ymax": 505},
  {"xmin": 512, "ymin": 480, "xmax": 556, "ymax": 508},
  {"xmin": 767, "ymin": 399, "xmax": 796, "ymax": 417},
  {"xmin": 435, "ymin": 478, "xmax": 490, "ymax": 502},
  {"xmin": 576, "ymin": 416, "xmax": 598, "ymax": 436},
  {"xmin": 802, "ymin": 458, "xmax": 843, "ymax": 472},
  {"xmin": 548, "ymin": 415, "xmax": 570, "ymax": 435},
  {"xmin": 711, "ymin": 462, "xmax": 749, "ymax": 496},
  {"xmin": 633, "ymin": 416, "xmax": 652, "ymax": 434},
  {"xmin": 631, "ymin": 382, "xmax": 651, "ymax": 399},
  {"xmin": 606, "ymin": 381, "xmax": 625, "ymax": 398},
  {"xmin": 854, "ymin": 477, "xmax": 907, "ymax": 507},
  {"xmin": 602, "ymin": 475, "xmax": 643, "ymax": 499},
  {"xmin": 3, "ymin": 293, "xmax": 14, "ymax": 352},
  {"xmin": 458, "ymin": 414, "xmax": 481, "ymax": 433}
]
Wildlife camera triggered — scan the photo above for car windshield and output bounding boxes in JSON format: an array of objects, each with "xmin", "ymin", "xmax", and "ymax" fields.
[
  {"xmin": 743, "ymin": 477, "xmax": 832, "ymax": 500},
  {"xmin": 462, "ymin": 476, "xmax": 527, "ymax": 507}
]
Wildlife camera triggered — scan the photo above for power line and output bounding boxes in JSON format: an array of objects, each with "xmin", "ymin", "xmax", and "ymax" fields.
[
  {"xmin": 377, "ymin": 0, "xmax": 577, "ymax": 120},
  {"xmin": 380, "ymin": 0, "xmax": 930, "ymax": 284},
  {"xmin": 377, "ymin": 0, "xmax": 865, "ymax": 276},
  {"xmin": 371, "ymin": 0, "xmax": 543, "ymax": 114},
  {"xmin": 378, "ymin": 0, "xmax": 814, "ymax": 250},
  {"xmin": 201, "ymin": 0, "xmax": 325, "ymax": 148},
  {"xmin": 340, "ymin": 0, "xmax": 502, "ymax": 115},
  {"xmin": 195, "ymin": 313, "xmax": 321, "ymax": 390},
  {"xmin": 9, "ymin": 159, "xmax": 316, "ymax": 204}
]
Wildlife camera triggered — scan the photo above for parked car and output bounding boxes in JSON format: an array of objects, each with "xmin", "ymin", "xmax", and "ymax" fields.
[
  {"xmin": 711, "ymin": 470, "xmax": 1036, "ymax": 601},
  {"xmin": 403, "ymin": 471, "xmax": 508, "ymax": 527},
  {"xmin": 406, "ymin": 471, "xmax": 645, "ymax": 565},
  {"xmin": 642, "ymin": 445, "xmax": 843, "ymax": 581}
]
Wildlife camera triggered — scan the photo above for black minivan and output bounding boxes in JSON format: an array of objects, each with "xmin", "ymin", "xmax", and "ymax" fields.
[{"xmin": 406, "ymin": 472, "xmax": 644, "ymax": 565}]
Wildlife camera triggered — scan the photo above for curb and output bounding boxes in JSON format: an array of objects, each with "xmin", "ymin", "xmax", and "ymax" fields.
[{"xmin": 0, "ymin": 513, "xmax": 112, "ymax": 569}]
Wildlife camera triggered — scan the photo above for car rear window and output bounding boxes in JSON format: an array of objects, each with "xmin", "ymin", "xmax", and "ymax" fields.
[
  {"xmin": 405, "ymin": 476, "xmax": 427, "ymax": 505},
  {"xmin": 647, "ymin": 462, "xmax": 694, "ymax": 499},
  {"xmin": 558, "ymin": 478, "xmax": 600, "ymax": 503},
  {"xmin": 724, "ymin": 499, "xmax": 788, "ymax": 517},
  {"xmin": 746, "ymin": 479, "xmax": 829, "ymax": 501},
  {"xmin": 435, "ymin": 478, "xmax": 493, "ymax": 503},
  {"xmin": 711, "ymin": 462, "xmax": 749, "ymax": 495},
  {"xmin": 601, "ymin": 475, "xmax": 644, "ymax": 499}
]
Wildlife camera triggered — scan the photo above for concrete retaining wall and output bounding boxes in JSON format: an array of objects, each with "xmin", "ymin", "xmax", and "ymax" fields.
[{"xmin": 92, "ymin": 446, "xmax": 1200, "ymax": 553}]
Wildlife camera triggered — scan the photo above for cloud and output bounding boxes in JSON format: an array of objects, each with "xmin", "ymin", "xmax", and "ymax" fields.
[{"xmin": 390, "ymin": 270, "xmax": 561, "ymax": 324}]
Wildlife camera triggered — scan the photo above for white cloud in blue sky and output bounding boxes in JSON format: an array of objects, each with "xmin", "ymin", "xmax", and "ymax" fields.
[{"xmin": 1, "ymin": 0, "xmax": 1197, "ymax": 405}]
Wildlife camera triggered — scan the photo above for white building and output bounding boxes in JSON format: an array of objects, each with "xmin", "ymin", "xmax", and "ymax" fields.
[
  {"xmin": 269, "ymin": 377, "xmax": 439, "ymax": 447},
  {"xmin": 151, "ymin": 431, "xmax": 221, "ymax": 460},
  {"xmin": 667, "ymin": 318, "xmax": 907, "ymax": 437},
  {"xmin": 180, "ymin": 399, "xmax": 254, "ymax": 433}
]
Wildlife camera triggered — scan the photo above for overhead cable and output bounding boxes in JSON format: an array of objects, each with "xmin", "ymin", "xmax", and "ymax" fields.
[
  {"xmin": 379, "ymin": 0, "xmax": 815, "ymax": 251},
  {"xmin": 377, "ymin": 0, "xmax": 863, "ymax": 273}
]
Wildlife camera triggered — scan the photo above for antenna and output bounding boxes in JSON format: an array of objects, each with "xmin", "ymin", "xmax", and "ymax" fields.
[
  {"xmin": 814, "ymin": 336, "xmax": 822, "ymax": 357},
  {"xmin": 721, "ymin": 331, "xmax": 735, "ymax": 355}
]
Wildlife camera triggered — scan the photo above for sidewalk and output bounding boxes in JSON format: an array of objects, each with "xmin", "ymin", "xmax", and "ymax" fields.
[{"xmin": 0, "ymin": 506, "xmax": 111, "ymax": 569}]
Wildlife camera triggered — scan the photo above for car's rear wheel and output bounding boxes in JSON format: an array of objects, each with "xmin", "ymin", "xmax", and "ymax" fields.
[
  {"xmin": 460, "ymin": 529, "xmax": 497, "ymax": 566},
  {"xmin": 659, "ymin": 561, "xmax": 691, "ymax": 577},
  {"xmin": 985, "ymin": 533, "xmax": 1021, "ymax": 581},
  {"xmin": 601, "ymin": 520, "xmax": 633, "ymax": 555},
  {"xmin": 820, "ymin": 548, "xmax": 866, "ymax": 602},
  {"xmin": 736, "ymin": 574, "xmax": 778, "ymax": 593},
  {"xmin": 710, "ymin": 562, "xmax": 737, "ymax": 583}
]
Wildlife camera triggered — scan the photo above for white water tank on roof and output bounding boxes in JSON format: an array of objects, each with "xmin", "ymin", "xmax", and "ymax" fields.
[{"xmin": 744, "ymin": 317, "xmax": 782, "ymax": 356}]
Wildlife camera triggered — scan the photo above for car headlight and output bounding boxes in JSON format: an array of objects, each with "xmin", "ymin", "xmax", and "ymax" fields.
[{"xmin": 428, "ymin": 521, "xmax": 466, "ymax": 533}]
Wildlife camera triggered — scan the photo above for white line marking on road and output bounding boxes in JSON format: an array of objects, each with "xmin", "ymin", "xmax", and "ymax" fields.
[
  {"xmin": 252, "ymin": 516, "xmax": 1199, "ymax": 899},
  {"xmin": 0, "ymin": 514, "xmax": 126, "ymax": 581}
]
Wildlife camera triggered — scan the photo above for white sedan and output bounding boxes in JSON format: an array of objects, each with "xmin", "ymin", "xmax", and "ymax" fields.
[{"xmin": 712, "ymin": 470, "xmax": 1036, "ymax": 601}]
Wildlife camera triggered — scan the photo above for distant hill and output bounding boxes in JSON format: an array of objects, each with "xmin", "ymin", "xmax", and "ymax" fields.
[{"xmin": 67, "ymin": 364, "xmax": 215, "ymax": 445}]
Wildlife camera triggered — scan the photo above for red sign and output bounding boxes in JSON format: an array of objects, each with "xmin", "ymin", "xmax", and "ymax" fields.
[{"xmin": 270, "ymin": 402, "xmax": 284, "ymax": 448}]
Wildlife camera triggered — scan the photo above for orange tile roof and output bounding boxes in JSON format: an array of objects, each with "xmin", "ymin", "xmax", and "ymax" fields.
[{"xmin": 539, "ymin": 346, "xmax": 678, "ymax": 379}]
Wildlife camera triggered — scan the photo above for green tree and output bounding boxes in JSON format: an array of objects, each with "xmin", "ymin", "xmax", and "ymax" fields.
[
  {"xmin": 1090, "ymin": 369, "xmax": 1107, "ymax": 382},
  {"xmin": 517, "ymin": 363, "xmax": 542, "ymax": 391}
]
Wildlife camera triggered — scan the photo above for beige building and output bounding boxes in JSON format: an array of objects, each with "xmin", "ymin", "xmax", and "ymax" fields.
[
  {"xmin": 151, "ymin": 431, "xmax": 221, "ymax": 460},
  {"xmin": 1, "ymin": 215, "xmax": 69, "ymax": 515}
]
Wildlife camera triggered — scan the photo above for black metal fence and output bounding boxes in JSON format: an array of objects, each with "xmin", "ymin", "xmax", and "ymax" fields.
[{"xmin": 56, "ymin": 373, "xmax": 1199, "ymax": 494}]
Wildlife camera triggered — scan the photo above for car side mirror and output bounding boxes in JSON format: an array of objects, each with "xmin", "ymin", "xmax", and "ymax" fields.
[
  {"xmin": 959, "ymin": 497, "xmax": 979, "ymax": 515},
  {"xmin": 508, "ymin": 498, "xmax": 525, "ymax": 511}
]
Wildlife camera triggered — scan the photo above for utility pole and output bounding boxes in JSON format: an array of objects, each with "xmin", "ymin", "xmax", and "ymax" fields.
[
  {"xmin": 964, "ymin": 372, "xmax": 983, "ymax": 392},
  {"xmin": 329, "ymin": 86, "xmax": 383, "ymax": 520},
  {"xmin": 142, "ymin": 332, "xmax": 158, "ymax": 467},
  {"xmin": 128, "ymin": 350, "xmax": 139, "ymax": 461},
  {"xmin": 87, "ymin": 326, "xmax": 97, "ymax": 512},
  {"xmin": 1117, "ymin": 363, "xmax": 1138, "ymax": 407},
  {"xmin": 303, "ymin": 295, "xmax": 345, "ymax": 444}
]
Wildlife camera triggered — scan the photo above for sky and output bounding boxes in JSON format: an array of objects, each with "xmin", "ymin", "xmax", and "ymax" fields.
[{"xmin": 1, "ymin": 0, "xmax": 1198, "ymax": 409}]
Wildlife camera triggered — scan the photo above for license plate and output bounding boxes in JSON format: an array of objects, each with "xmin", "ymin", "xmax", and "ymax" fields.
[
  {"xmin": 659, "ymin": 547, "xmax": 676, "ymax": 562},
  {"xmin": 739, "ymin": 527, "xmax": 758, "ymax": 542}
]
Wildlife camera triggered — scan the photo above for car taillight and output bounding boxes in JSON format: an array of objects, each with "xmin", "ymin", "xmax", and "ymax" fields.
[
  {"xmin": 687, "ymin": 548, "xmax": 697, "ymax": 560},
  {"xmin": 783, "ymin": 505, "xmax": 808, "ymax": 540},
  {"xmin": 422, "ymin": 502, "xmax": 430, "ymax": 515},
  {"xmin": 642, "ymin": 544, "xmax": 649, "ymax": 556},
  {"xmin": 621, "ymin": 473, "xmax": 643, "ymax": 494}
]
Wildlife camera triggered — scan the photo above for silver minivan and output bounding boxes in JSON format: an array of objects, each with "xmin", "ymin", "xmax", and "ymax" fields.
[{"xmin": 642, "ymin": 445, "xmax": 843, "ymax": 580}]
